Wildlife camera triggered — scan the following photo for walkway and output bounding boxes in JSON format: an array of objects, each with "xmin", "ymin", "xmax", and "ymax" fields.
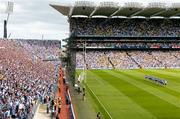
[
  {"xmin": 68, "ymin": 82, "xmax": 97, "ymax": 119},
  {"xmin": 34, "ymin": 104, "xmax": 51, "ymax": 119}
]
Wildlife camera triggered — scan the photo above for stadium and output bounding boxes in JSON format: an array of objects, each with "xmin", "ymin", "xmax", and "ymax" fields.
[
  {"xmin": 0, "ymin": 0, "xmax": 180, "ymax": 119},
  {"xmin": 51, "ymin": 1, "xmax": 180, "ymax": 119}
]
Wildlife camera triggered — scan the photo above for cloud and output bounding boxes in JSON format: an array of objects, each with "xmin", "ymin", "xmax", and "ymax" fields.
[
  {"xmin": 0, "ymin": 0, "xmax": 180, "ymax": 40},
  {"xmin": 0, "ymin": 2, "xmax": 6, "ymax": 13},
  {"xmin": 0, "ymin": 0, "xmax": 69, "ymax": 40},
  {"xmin": 5, "ymin": 21, "xmax": 68, "ymax": 39}
]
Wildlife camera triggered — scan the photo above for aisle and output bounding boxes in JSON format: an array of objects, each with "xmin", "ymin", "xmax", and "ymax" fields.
[{"xmin": 34, "ymin": 104, "xmax": 51, "ymax": 119}]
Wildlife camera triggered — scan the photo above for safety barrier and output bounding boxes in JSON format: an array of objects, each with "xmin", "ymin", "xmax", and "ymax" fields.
[{"xmin": 67, "ymin": 90, "xmax": 77, "ymax": 119}]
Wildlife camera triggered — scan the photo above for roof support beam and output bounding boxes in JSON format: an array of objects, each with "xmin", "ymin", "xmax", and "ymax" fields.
[
  {"xmin": 51, "ymin": 3, "xmax": 180, "ymax": 18},
  {"xmin": 90, "ymin": 7, "xmax": 97, "ymax": 17},
  {"xmin": 69, "ymin": 6, "xmax": 74, "ymax": 17},
  {"xmin": 130, "ymin": 8, "xmax": 144, "ymax": 17},
  {"xmin": 171, "ymin": 10, "xmax": 180, "ymax": 16},
  {"xmin": 151, "ymin": 9, "xmax": 167, "ymax": 16},
  {"xmin": 174, "ymin": 12, "xmax": 180, "ymax": 16},
  {"xmin": 110, "ymin": 8, "xmax": 121, "ymax": 17}
]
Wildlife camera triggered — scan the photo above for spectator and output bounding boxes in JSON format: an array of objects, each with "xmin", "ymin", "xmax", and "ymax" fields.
[
  {"xmin": 76, "ymin": 51, "xmax": 180, "ymax": 69},
  {"xmin": 71, "ymin": 18, "xmax": 180, "ymax": 37},
  {"xmin": 0, "ymin": 39, "xmax": 60, "ymax": 118}
]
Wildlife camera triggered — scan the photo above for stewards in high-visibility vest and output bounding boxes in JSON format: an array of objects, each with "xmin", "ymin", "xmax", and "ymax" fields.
[
  {"xmin": 54, "ymin": 99, "xmax": 57, "ymax": 112},
  {"xmin": 58, "ymin": 97, "xmax": 62, "ymax": 114}
]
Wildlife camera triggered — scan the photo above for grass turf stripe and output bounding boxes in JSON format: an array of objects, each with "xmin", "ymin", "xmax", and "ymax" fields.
[
  {"xmin": 117, "ymin": 70, "xmax": 180, "ymax": 98},
  {"xmin": 103, "ymin": 70, "xmax": 180, "ymax": 108},
  {"xmin": 88, "ymin": 71, "xmax": 157, "ymax": 119},
  {"xmin": 85, "ymin": 83, "xmax": 113, "ymax": 119},
  {"xmin": 141, "ymin": 69, "xmax": 180, "ymax": 84},
  {"xmin": 93, "ymin": 70, "xmax": 180, "ymax": 119}
]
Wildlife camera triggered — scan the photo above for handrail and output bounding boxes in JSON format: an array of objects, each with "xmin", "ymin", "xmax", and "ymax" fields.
[{"xmin": 67, "ymin": 90, "xmax": 77, "ymax": 119}]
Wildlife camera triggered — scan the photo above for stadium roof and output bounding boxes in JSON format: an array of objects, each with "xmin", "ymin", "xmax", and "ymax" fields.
[{"xmin": 50, "ymin": 1, "xmax": 180, "ymax": 18}]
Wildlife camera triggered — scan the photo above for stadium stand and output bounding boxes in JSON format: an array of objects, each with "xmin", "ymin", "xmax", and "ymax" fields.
[
  {"xmin": 71, "ymin": 18, "xmax": 180, "ymax": 37},
  {"xmin": 51, "ymin": 1, "xmax": 180, "ymax": 70},
  {"xmin": 17, "ymin": 39, "xmax": 60, "ymax": 60},
  {"xmin": 75, "ymin": 42, "xmax": 180, "ymax": 49},
  {"xmin": 76, "ymin": 51, "xmax": 180, "ymax": 69},
  {"xmin": 71, "ymin": 17, "xmax": 180, "ymax": 69},
  {"xmin": 0, "ymin": 39, "xmax": 61, "ymax": 119}
]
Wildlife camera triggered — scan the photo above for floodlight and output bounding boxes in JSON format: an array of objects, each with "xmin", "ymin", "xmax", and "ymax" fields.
[
  {"xmin": 5, "ymin": 1, "xmax": 14, "ymax": 14},
  {"xmin": 3, "ymin": 1, "xmax": 14, "ymax": 39}
]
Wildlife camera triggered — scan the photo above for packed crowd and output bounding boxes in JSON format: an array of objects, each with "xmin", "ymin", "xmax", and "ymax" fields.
[
  {"xmin": 76, "ymin": 42, "xmax": 180, "ymax": 49},
  {"xmin": 17, "ymin": 39, "xmax": 60, "ymax": 60},
  {"xmin": 129, "ymin": 51, "xmax": 180, "ymax": 68},
  {"xmin": 0, "ymin": 39, "xmax": 60, "ymax": 119},
  {"xmin": 76, "ymin": 51, "xmax": 180, "ymax": 69},
  {"xmin": 71, "ymin": 18, "xmax": 180, "ymax": 37}
]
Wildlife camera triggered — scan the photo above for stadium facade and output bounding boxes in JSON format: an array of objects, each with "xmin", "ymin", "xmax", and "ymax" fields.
[{"xmin": 51, "ymin": 1, "xmax": 180, "ymax": 82}]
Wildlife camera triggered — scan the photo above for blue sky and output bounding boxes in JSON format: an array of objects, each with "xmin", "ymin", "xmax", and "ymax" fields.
[{"xmin": 0, "ymin": 0, "xmax": 179, "ymax": 40}]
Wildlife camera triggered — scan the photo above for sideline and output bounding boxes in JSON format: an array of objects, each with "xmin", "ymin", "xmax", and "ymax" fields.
[{"xmin": 86, "ymin": 84, "xmax": 113, "ymax": 119}]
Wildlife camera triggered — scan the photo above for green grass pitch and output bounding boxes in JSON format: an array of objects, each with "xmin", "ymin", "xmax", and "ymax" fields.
[{"xmin": 76, "ymin": 69, "xmax": 180, "ymax": 119}]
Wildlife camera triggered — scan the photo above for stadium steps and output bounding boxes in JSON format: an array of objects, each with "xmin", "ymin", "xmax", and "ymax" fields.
[
  {"xmin": 148, "ymin": 51, "xmax": 163, "ymax": 65},
  {"xmin": 173, "ymin": 54, "xmax": 180, "ymax": 60},
  {"xmin": 33, "ymin": 104, "xmax": 51, "ymax": 119},
  {"xmin": 108, "ymin": 57, "xmax": 115, "ymax": 69},
  {"xmin": 151, "ymin": 54, "xmax": 164, "ymax": 66},
  {"xmin": 126, "ymin": 52, "xmax": 141, "ymax": 68},
  {"xmin": 148, "ymin": 51, "xmax": 165, "ymax": 67}
]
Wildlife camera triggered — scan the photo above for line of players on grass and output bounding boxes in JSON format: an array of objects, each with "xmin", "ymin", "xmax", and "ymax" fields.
[{"xmin": 145, "ymin": 75, "xmax": 167, "ymax": 85}]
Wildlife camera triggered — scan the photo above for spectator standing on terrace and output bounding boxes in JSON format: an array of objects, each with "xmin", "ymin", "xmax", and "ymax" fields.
[{"xmin": 0, "ymin": 40, "xmax": 60, "ymax": 119}]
